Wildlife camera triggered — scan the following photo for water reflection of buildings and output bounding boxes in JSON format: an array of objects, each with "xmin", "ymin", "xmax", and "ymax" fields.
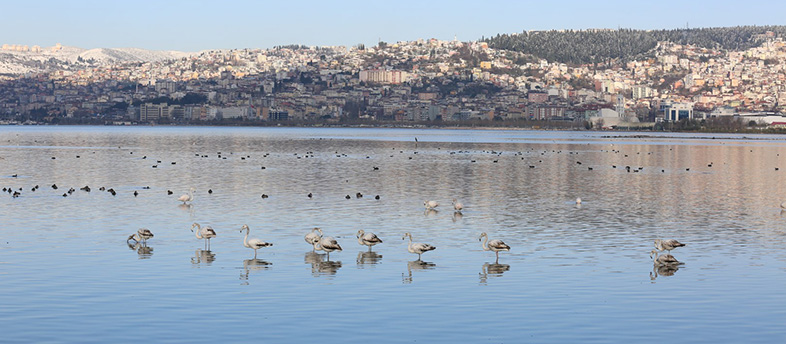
[
  {"xmin": 127, "ymin": 242, "xmax": 153, "ymax": 259},
  {"xmin": 356, "ymin": 251, "xmax": 383, "ymax": 267},
  {"xmin": 240, "ymin": 258, "xmax": 271, "ymax": 284},
  {"xmin": 479, "ymin": 262, "xmax": 510, "ymax": 284},
  {"xmin": 191, "ymin": 249, "xmax": 216, "ymax": 266},
  {"xmin": 305, "ymin": 251, "xmax": 342, "ymax": 276},
  {"xmin": 402, "ymin": 260, "xmax": 435, "ymax": 284}
]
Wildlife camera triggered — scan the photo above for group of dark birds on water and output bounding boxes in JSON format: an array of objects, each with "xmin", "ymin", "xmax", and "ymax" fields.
[{"xmin": 4, "ymin": 143, "xmax": 701, "ymax": 278}]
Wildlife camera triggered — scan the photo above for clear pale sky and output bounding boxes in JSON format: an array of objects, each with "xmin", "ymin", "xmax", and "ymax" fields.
[{"xmin": 2, "ymin": 0, "xmax": 783, "ymax": 52}]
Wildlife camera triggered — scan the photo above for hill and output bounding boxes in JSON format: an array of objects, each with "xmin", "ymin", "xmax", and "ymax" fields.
[{"xmin": 484, "ymin": 25, "xmax": 786, "ymax": 64}]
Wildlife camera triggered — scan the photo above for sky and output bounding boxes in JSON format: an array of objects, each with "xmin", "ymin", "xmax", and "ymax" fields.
[{"xmin": 2, "ymin": 0, "xmax": 784, "ymax": 52}]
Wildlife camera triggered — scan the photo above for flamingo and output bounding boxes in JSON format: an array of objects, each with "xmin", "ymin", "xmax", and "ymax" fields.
[
  {"xmin": 650, "ymin": 250, "xmax": 681, "ymax": 265},
  {"xmin": 305, "ymin": 227, "xmax": 323, "ymax": 250},
  {"xmin": 575, "ymin": 197, "xmax": 582, "ymax": 205},
  {"xmin": 357, "ymin": 230, "xmax": 383, "ymax": 251},
  {"xmin": 654, "ymin": 239, "xmax": 686, "ymax": 254},
  {"xmin": 402, "ymin": 232, "xmax": 436, "ymax": 260},
  {"xmin": 424, "ymin": 200, "xmax": 439, "ymax": 210},
  {"xmin": 127, "ymin": 228, "xmax": 154, "ymax": 245},
  {"xmin": 479, "ymin": 232, "xmax": 510, "ymax": 261},
  {"xmin": 452, "ymin": 198, "xmax": 463, "ymax": 212},
  {"xmin": 313, "ymin": 235, "xmax": 342, "ymax": 259},
  {"xmin": 178, "ymin": 187, "xmax": 195, "ymax": 204},
  {"xmin": 191, "ymin": 222, "xmax": 217, "ymax": 249},
  {"xmin": 240, "ymin": 224, "xmax": 272, "ymax": 258}
]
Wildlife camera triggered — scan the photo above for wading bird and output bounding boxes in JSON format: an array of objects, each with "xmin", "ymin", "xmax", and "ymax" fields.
[
  {"xmin": 402, "ymin": 232, "xmax": 436, "ymax": 260},
  {"xmin": 240, "ymin": 224, "xmax": 272, "ymax": 258}
]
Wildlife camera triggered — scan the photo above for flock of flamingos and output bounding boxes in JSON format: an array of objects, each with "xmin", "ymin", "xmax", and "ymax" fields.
[{"xmin": 126, "ymin": 189, "xmax": 686, "ymax": 267}]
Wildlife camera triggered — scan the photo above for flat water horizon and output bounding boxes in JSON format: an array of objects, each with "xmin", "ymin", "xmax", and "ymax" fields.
[{"xmin": 1, "ymin": 126, "xmax": 785, "ymax": 342}]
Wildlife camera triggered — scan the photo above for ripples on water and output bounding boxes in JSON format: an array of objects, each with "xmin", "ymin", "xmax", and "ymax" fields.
[{"xmin": 1, "ymin": 126, "xmax": 786, "ymax": 342}]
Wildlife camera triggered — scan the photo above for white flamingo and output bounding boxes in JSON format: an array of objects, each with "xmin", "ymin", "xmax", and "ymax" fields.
[
  {"xmin": 479, "ymin": 232, "xmax": 510, "ymax": 261},
  {"xmin": 402, "ymin": 232, "xmax": 436, "ymax": 260},
  {"xmin": 424, "ymin": 200, "xmax": 439, "ymax": 210},
  {"xmin": 304, "ymin": 227, "xmax": 323, "ymax": 251},
  {"xmin": 191, "ymin": 222, "xmax": 217, "ymax": 249},
  {"xmin": 313, "ymin": 235, "xmax": 342, "ymax": 259},
  {"xmin": 240, "ymin": 224, "xmax": 272, "ymax": 258},
  {"xmin": 575, "ymin": 197, "xmax": 582, "ymax": 205},
  {"xmin": 178, "ymin": 187, "xmax": 195, "ymax": 204},
  {"xmin": 127, "ymin": 228, "xmax": 154, "ymax": 245},
  {"xmin": 654, "ymin": 239, "xmax": 686, "ymax": 254},
  {"xmin": 357, "ymin": 230, "xmax": 383, "ymax": 251},
  {"xmin": 650, "ymin": 250, "xmax": 681, "ymax": 265},
  {"xmin": 452, "ymin": 198, "xmax": 463, "ymax": 212}
]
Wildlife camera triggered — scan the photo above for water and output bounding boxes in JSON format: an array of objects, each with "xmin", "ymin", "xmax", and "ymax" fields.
[{"xmin": 1, "ymin": 126, "xmax": 786, "ymax": 342}]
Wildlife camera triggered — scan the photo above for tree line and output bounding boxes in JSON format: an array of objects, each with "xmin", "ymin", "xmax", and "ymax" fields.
[{"xmin": 484, "ymin": 26, "xmax": 786, "ymax": 65}]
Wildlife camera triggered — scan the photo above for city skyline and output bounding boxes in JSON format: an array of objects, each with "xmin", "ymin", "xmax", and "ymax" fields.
[{"xmin": 2, "ymin": 0, "xmax": 785, "ymax": 52}]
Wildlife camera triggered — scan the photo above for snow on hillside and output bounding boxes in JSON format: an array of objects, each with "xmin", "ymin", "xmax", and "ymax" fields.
[{"xmin": 0, "ymin": 45, "xmax": 193, "ymax": 75}]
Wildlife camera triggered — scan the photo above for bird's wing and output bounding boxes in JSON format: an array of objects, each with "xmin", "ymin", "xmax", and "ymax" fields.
[
  {"xmin": 489, "ymin": 239, "xmax": 510, "ymax": 250},
  {"xmin": 364, "ymin": 233, "xmax": 382, "ymax": 243},
  {"xmin": 414, "ymin": 243, "xmax": 436, "ymax": 251},
  {"xmin": 665, "ymin": 239, "xmax": 685, "ymax": 247}
]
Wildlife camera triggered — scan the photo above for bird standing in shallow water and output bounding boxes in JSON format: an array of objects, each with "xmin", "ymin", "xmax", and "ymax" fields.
[
  {"xmin": 402, "ymin": 232, "xmax": 436, "ymax": 260},
  {"xmin": 313, "ymin": 235, "xmax": 342, "ymax": 259},
  {"xmin": 191, "ymin": 222, "xmax": 217, "ymax": 249},
  {"xmin": 424, "ymin": 200, "xmax": 439, "ymax": 210},
  {"xmin": 240, "ymin": 225, "xmax": 272, "ymax": 258},
  {"xmin": 654, "ymin": 239, "xmax": 686, "ymax": 254},
  {"xmin": 178, "ymin": 187, "xmax": 195, "ymax": 204},
  {"xmin": 452, "ymin": 199, "xmax": 463, "ymax": 212},
  {"xmin": 304, "ymin": 227, "xmax": 323, "ymax": 251},
  {"xmin": 357, "ymin": 230, "xmax": 383, "ymax": 251},
  {"xmin": 127, "ymin": 228, "xmax": 154, "ymax": 245},
  {"xmin": 479, "ymin": 232, "xmax": 510, "ymax": 262}
]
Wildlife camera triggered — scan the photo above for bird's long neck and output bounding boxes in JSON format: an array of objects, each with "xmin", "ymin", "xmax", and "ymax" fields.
[
  {"xmin": 194, "ymin": 225, "xmax": 203, "ymax": 239},
  {"xmin": 243, "ymin": 229, "xmax": 250, "ymax": 248},
  {"xmin": 313, "ymin": 240, "xmax": 321, "ymax": 251},
  {"xmin": 481, "ymin": 235, "xmax": 489, "ymax": 251}
]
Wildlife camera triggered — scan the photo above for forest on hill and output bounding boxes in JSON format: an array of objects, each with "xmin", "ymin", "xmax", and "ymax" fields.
[{"xmin": 484, "ymin": 26, "xmax": 786, "ymax": 64}]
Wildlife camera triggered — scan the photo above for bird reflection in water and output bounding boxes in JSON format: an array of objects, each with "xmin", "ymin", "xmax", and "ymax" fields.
[
  {"xmin": 240, "ymin": 258, "xmax": 271, "ymax": 284},
  {"xmin": 650, "ymin": 263, "xmax": 680, "ymax": 281},
  {"xmin": 305, "ymin": 251, "xmax": 342, "ymax": 276},
  {"xmin": 126, "ymin": 241, "xmax": 153, "ymax": 259},
  {"xmin": 356, "ymin": 251, "xmax": 383, "ymax": 267},
  {"xmin": 191, "ymin": 249, "xmax": 216, "ymax": 266},
  {"xmin": 424, "ymin": 208, "xmax": 439, "ymax": 217},
  {"xmin": 451, "ymin": 211, "xmax": 463, "ymax": 223},
  {"xmin": 402, "ymin": 260, "xmax": 435, "ymax": 284},
  {"xmin": 479, "ymin": 262, "xmax": 510, "ymax": 284}
]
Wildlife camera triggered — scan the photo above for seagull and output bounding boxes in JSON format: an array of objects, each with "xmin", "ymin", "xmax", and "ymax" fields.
[
  {"xmin": 313, "ymin": 235, "xmax": 342, "ymax": 259},
  {"xmin": 654, "ymin": 239, "xmax": 686, "ymax": 254},
  {"xmin": 191, "ymin": 222, "xmax": 217, "ymax": 249},
  {"xmin": 402, "ymin": 232, "xmax": 436, "ymax": 260},
  {"xmin": 178, "ymin": 187, "xmax": 195, "ymax": 204},
  {"xmin": 357, "ymin": 230, "xmax": 383, "ymax": 251},
  {"xmin": 424, "ymin": 200, "xmax": 439, "ymax": 210},
  {"xmin": 305, "ymin": 227, "xmax": 323, "ymax": 251},
  {"xmin": 127, "ymin": 228, "xmax": 154, "ymax": 245},
  {"xmin": 479, "ymin": 232, "xmax": 510, "ymax": 262},
  {"xmin": 650, "ymin": 250, "xmax": 681, "ymax": 265},
  {"xmin": 240, "ymin": 224, "xmax": 272, "ymax": 258},
  {"xmin": 452, "ymin": 198, "xmax": 463, "ymax": 212}
]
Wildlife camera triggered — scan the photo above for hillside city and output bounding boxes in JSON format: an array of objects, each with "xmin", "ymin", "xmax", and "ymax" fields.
[{"xmin": 2, "ymin": 29, "xmax": 786, "ymax": 129}]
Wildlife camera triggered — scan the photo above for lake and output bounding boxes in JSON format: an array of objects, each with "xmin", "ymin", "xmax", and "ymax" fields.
[{"xmin": 1, "ymin": 126, "xmax": 785, "ymax": 343}]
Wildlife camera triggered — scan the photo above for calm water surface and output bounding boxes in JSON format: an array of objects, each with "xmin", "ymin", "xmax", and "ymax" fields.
[{"xmin": 1, "ymin": 126, "xmax": 786, "ymax": 343}]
